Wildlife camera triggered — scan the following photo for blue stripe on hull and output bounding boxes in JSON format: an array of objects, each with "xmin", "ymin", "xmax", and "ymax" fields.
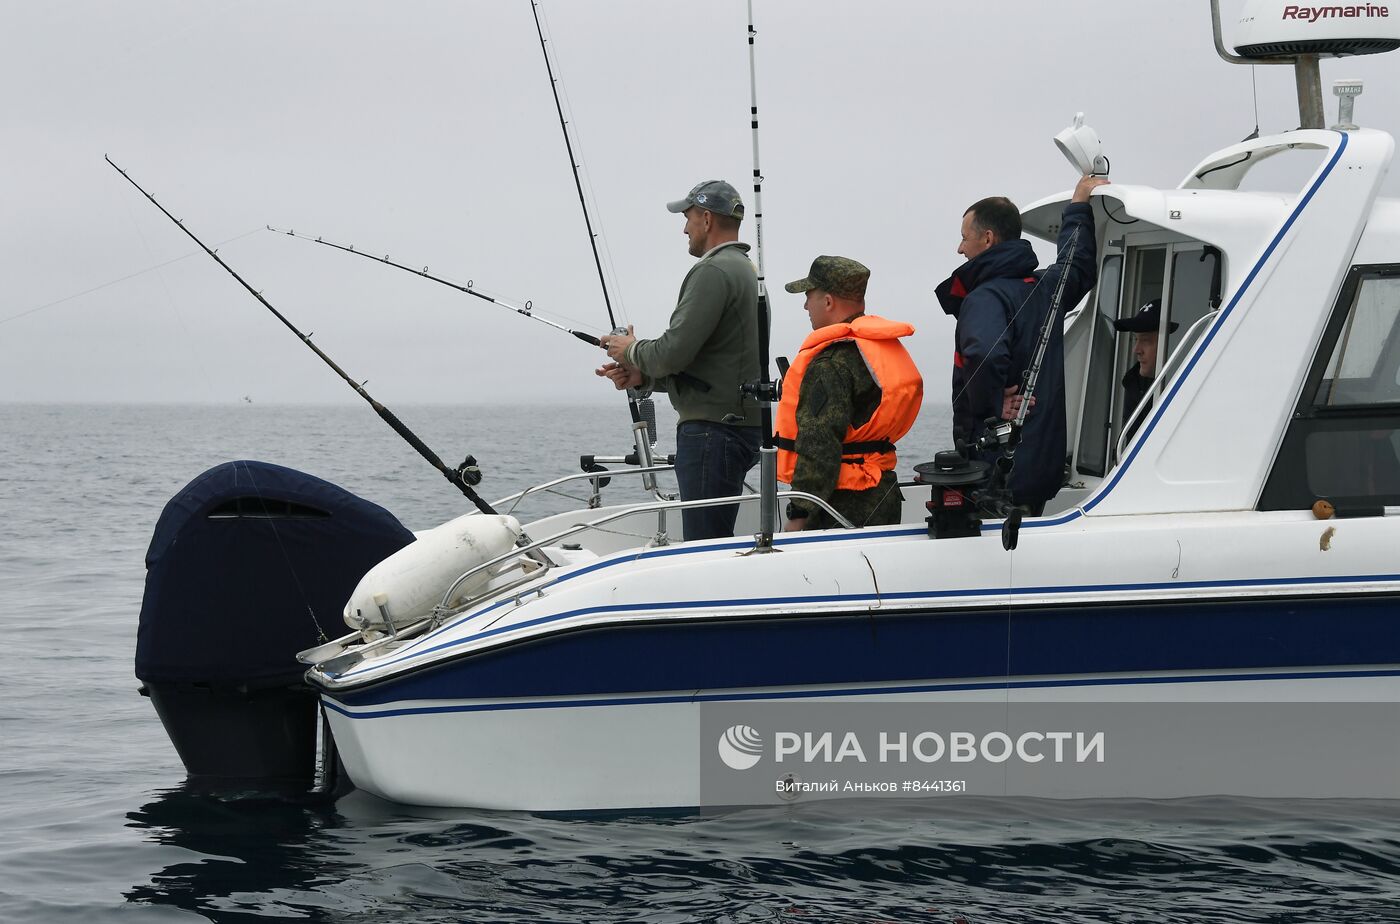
[
  {"xmin": 323, "ymin": 667, "xmax": 1400, "ymax": 720},
  {"xmin": 324, "ymin": 594, "xmax": 1400, "ymax": 708}
]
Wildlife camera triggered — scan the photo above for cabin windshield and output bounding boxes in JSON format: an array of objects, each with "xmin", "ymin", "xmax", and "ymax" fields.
[
  {"xmin": 1317, "ymin": 275, "xmax": 1400, "ymax": 407},
  {"xmin": 1262, "ymin": 266, "xmax": 1400, "ymax": 510}
]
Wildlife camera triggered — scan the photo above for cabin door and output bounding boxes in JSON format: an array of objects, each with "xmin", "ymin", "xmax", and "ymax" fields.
[{"xmin": 1072, "ymin": 240, "xmax": 1220, "ymax": 476}]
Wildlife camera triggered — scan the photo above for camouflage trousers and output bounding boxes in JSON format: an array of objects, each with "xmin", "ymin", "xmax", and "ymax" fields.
[{"xmin": 810, "ymin": 469, "xmax": 904, "ymax": 529}]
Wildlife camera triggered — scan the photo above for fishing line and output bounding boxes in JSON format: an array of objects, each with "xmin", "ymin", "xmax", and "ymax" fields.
[
  {"xmin": 530, "ymin": 0, "xmax": 661, "ymax": 469},
  {"xmin": 858, "ymin": 478, "xmax": 903, "ymax": 527},
  {"xmin": 0, "ymin": 228, "xmax": 262, "ymax": 326},
  {"xmin": 238, "ymin": 460, "xmax": 331, "ymax": 644},
  {"xmin": 120, "ymin": 193, "xmax": 221, "ymax": 403},
  {"xmin": 594, "ymin": 224, "xmax": 630, "ymax": 328},
  {"xmin": 1003, "ymin": 535, "xmax": 1014, "ymax": 719},
  {"xmin": 106, "ymin": 155, "xmax": 502, "ymax": 516},
  {"xmin": 530, "ymin": 0, "xmax": 617, "ymax": 331},
  {"xmin": 535, "ymin": 1, "xmax": 628, "ymax": 325}
]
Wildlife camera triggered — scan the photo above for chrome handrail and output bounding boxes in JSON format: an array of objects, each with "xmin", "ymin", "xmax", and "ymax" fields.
[
  {"xmin": 491, "ymin": 464, "xmax": 680, "ymax": 516},
  {"xmin": 434, "ymin": 490, "xmax": 854, "ymax": 619},
  {"xmin": 1116, "ymin": 309, "xmax": 1219, "ymax": 460}
]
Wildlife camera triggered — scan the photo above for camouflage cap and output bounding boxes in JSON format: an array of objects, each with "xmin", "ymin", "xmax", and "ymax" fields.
[
  {"xmin": 784, "ymin": 255, "xmax": 870, "ymax": 301},
  {"xmin": 666, "ymin": 179, "xmax": 745, "ymax": 220}
]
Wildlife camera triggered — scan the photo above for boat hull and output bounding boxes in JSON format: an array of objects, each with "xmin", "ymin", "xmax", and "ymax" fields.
[{"xmin": 320, "ymin": 592, "xmax": 1400, "ymax": 809}]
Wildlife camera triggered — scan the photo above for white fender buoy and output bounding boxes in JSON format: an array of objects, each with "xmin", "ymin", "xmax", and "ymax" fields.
[{"xmin": 344, "ymin": 514, "xmax": 522, "ymax": 632}]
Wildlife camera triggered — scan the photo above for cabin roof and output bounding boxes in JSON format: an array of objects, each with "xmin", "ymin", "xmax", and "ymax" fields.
[{"xmin": 1022, "ymin": 186, "xmax": 1291, "ymax": 263}]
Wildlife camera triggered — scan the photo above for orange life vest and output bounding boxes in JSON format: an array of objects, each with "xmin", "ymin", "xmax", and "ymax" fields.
[{"xmin": 775, "ymin": 314, "xmax": 923, "ymax": 491}]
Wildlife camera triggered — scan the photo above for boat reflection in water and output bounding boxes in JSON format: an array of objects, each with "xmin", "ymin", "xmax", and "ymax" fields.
[{"xmin": 124, "ymin": 782, "xmax": 346, "ymax": 921}]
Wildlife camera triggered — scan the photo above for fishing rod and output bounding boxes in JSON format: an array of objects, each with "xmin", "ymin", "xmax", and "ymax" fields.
[
  {"xmin": 105, "ymin": 155, "xmax": 500, "ymax": 516},
  {"xmin": 744, "ymin": 0, "xmax": 781, "ymax": 551},
  {"xmin": 529, "ymin": 1, "xmax": 666, "ymax": 504},
  {"xmin": 529, "ymin": 0, "xmax": 616, "ymax": 331},
  {"xmin": 266, "ymin": 226, "xmax": 602, "ymax": 346},
  {"xmin": 1012, "ymin": 223, "xmax": 1084, "ymax": 433},
  {"xmin": 973, "ymin": 221, "xmax": 1086, "ymax": 542}
]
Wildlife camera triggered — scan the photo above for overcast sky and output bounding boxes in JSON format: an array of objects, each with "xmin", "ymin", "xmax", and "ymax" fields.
[{"xmin": 4, "ymin": 0, "xmax": 1400, "ymax": 405}]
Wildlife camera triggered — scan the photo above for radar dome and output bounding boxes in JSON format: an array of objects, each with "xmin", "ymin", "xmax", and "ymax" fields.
[{"xmin": 1235, "ymin": 0, "xmax": 1400, "ymax": 57}]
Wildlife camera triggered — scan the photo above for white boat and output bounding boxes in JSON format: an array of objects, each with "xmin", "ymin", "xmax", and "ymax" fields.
[{"xmin": 141, "ymin": 3, "xmax": 1400, "ymax": 810}]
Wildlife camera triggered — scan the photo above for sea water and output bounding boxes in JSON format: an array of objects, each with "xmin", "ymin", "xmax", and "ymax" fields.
[{"xmin": 3, "ymin": 402, "xmax": 1399, "ymax": 923}]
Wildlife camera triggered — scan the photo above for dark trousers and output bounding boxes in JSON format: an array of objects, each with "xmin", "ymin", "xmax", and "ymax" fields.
[{"xmin": 674, "ymin": 421, "xmax": 761, "ymax": 541}]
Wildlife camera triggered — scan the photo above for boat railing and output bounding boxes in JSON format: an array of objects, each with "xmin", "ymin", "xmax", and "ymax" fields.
[
  {"xmin": 433, "ymin": 490, "xmax": 854, "ymax": 623},
  {"xmin": 492, "ymin": 464, "xmax": 680, "ymax": 516},
  {"xmin": 301, "ymin": 488, "xmax": 856, "ymax": 673},
  {"xmin": 1116, "ymin": 309, "xmax": 1220, "ymax": 461}
]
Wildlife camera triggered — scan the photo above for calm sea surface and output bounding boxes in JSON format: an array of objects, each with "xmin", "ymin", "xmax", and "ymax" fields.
[{"xmin": 3, "ymin": 402, "xmax": 1400, "ymax": 923}]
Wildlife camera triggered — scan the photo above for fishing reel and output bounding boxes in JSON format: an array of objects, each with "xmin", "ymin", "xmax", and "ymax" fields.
[
  {"xmin": 455, "ymin": 455, "xmax": 483, "ymax": 487},
  {"xmin": 914, "ymin": 450, "xmax": 991, "ymax": 541},
  {"xmin": 914, "ymin": 427, "xmax": 1023, "ymax": 551},
  {"xmin": 739, "ymin": 356, "xmax": 787, "ymax": 405},
  {"xmin": 739, "ymin": 379, "xmax": 780, "ymax": 403},
  {"xmin": 977, "ymin": 417, "xmax": 1016, "ymax": 453}
]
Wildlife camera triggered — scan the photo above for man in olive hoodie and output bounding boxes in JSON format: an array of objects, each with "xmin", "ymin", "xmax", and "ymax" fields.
[{"xmin": 598, "ymin": 180, "xmax": 761, "ymax": 541}]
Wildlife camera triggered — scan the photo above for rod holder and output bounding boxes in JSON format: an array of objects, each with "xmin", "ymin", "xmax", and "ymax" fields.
[{"xmin": 752, "ymin": 446, "xmax": 779, "ymax": 552}]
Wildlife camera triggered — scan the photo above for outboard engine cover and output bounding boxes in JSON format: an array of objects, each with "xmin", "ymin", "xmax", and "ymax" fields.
[{"xmin": 136, "ymin": 460, "xmax": 415, "ymax": 786}]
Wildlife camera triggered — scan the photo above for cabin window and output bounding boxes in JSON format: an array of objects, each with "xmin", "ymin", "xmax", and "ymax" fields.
[
  {"xmin": 1110, "ymin": 247, "xmax": 1166, "ymax": 453},
  {"xmin": 1260, "ymin": 266, "xmax": 1400, "ymax": 511},
  {"xmin": 1113, "ymin": 245, "xmax": 1220, "ymax": 451},
  {"xmin": 1165, "ymin": 247, "xmax": 1220, "ymax": 357},
  {"xmin": 1316, "ymin": 274, "xmax": 1400, "ymax": 407}
]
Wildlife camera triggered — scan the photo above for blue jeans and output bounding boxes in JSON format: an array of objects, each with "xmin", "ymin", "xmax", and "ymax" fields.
[{"xmin": 674, "ymin": 421, "xmax": 761, "ymax": 541}]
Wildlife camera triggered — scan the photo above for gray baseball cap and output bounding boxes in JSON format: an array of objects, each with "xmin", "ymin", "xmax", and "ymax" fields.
[{"xmin": 666, "ymin": 180, "xmax": 745, "ymax": 219}]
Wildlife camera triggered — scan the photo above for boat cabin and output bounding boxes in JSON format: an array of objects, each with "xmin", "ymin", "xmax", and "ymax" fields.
[{"xmin": 1024, "ymin": 129, "xmax": 1400, "ymax": 520}]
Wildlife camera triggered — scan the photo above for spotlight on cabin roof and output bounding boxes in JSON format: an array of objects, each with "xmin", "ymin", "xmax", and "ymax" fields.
[{"xmin": 1053, "ymin": 112, "xmax": 1108, "ymax": 178}]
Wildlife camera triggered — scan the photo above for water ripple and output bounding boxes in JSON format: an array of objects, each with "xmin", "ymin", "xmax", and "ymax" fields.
[{"xmin": 3, "ymin": 404, "xmax": 1399, "ymax": 923}]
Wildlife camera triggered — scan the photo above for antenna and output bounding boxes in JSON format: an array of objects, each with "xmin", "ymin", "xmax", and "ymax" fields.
[{"xmin": 1211, "ymin": 0, "xmax": 1399, "ymax": 130}]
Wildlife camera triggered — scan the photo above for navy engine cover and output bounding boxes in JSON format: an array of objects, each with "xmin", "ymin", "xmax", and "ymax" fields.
[{"xmin": 137, "ymin": 460, "xmax": 416, "ymax": 687}]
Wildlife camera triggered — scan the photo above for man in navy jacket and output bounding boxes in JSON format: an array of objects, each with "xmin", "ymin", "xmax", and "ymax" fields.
[{"xmin": 935, "ymin": 175, "xmax": 1106, "ymax": 513}]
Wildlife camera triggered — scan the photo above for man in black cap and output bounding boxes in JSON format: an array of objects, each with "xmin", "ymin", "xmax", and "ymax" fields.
[
  {"xmin": 596, "ymin": 179, "xmax": 761, "ymax": 541},
  {"xmin": 1114, "ymin": 298, "xmax": 1179, "ymax": 443}
]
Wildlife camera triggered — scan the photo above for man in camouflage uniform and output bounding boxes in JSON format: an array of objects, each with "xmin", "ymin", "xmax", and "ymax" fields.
[{"xmin": 778, "ymin": 257, "xmax": 923, "ymax": 531}]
